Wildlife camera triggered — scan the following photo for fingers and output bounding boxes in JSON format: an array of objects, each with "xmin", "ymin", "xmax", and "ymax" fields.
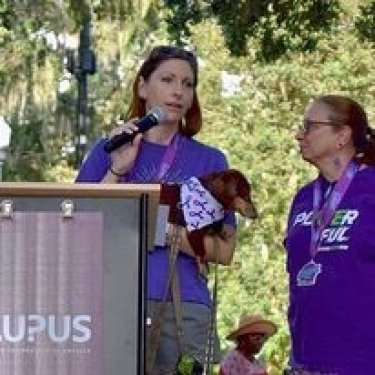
[
  {"xmin": 109, "ymin": 118, "xmax": 139, "ymax": 139},
  {"xmin": 131, "ymin": 132, "xmax": 143, "ymax": 147}
]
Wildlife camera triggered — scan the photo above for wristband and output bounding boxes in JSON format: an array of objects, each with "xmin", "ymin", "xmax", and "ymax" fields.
[{"xmin": 109, "ymin": 166, "xmax": 126, "ymax": 178}]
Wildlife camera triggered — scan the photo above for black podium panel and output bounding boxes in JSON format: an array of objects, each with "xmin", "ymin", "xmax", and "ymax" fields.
[{"xmin": 0, "ymin": 184, "xmax": 159, "ymax": 375}]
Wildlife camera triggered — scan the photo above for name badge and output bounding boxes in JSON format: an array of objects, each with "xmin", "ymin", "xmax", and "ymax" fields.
[{"xmin": 297, "ymin": 260, "xmax": 322, "ymax": 287}]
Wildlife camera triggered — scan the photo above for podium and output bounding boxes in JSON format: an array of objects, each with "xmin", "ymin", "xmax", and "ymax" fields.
[{"xmin": 0, "ymin": 182, "xmax": 160, "ymax": 375}]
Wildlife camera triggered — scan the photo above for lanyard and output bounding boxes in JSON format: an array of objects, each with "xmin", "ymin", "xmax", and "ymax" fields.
[
  {"xmin": 123, "ymin": 132, "xmax": 183, "ymax": 183},
  {"xmin": 310, "ymin": 161, "xmax": 359, "ymax": 258},
  {"xmin": 156, "ymin": 132, "xmax": 182, "ymax": 182}
]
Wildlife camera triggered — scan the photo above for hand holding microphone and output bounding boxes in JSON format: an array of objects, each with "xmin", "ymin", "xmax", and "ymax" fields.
[
  {"xmin": 106, "ymin": 119, "xmax": 142, "ymax": 178},
  {"xmin": 104, "ymin": 106, "xmax": 166, "ymax": 153}
]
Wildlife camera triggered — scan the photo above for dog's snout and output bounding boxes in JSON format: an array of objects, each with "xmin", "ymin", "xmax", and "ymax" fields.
[{"xmin": 234, "ymin": 197, "xmax": 258, "ymax": 219}]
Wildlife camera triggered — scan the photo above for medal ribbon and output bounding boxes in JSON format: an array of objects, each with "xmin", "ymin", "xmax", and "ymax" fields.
[{"xmin": 310, "ymin": 161, "xmax": 359, "ymax": 258}]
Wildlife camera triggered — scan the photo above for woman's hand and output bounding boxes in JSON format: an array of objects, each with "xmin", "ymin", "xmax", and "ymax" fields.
[
  {"xmin": 109, "ymin": 118, "xmax": 142, "ymax": 175},
  {"xmin": 166, "ymin": 223, "xmax": 236, "ymax": 266},
  {"xmin": 101, "ymin": 118, "xmax": 142, "ymax": 183}
]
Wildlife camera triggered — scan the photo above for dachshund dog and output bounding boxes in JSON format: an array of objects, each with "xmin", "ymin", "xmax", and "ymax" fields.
[{"xmin": 160, "ymin": 169, "xmax": 257, "ymax": 261}]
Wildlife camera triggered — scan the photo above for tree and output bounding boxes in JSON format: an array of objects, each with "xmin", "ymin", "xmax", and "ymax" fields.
[
  {"xmin": 0, "ymin": 0, "xmax": 160, "ymax": 180},
  {"xmin": 0, "ymin": 1, "xmax": 374, "ymax": 372},
  {"xmin": 186, "ymin": 13, "xmax": 374, "ymax": 372},
  {"xmin": 356, "ymin": 1, "xmax": 375, "ymax": 43},
  {"xmin": 163, "ymin": 0, "xmax": 341, "ymax": 60}
]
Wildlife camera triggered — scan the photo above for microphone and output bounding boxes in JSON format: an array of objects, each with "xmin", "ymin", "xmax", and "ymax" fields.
[{"xmin": 103, "ymin": 106, "xmax": 166, "ymax": 153}]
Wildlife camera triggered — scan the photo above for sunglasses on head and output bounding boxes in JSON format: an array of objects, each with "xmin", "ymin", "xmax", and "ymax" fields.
[{"xmin": 149, "ymin": 45, "xmax": 197, "ymax": 63}]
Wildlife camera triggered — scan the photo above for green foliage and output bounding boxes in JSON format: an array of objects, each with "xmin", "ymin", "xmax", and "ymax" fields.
[
  {"xmin": 1, "ymin": 0, "xmax": 160, "ymax": 178},
  {"xmin": 163, "ymin": 0, "xmax": 204, "ymax": 44},
  {"xmin": 249, "ymin": 0, "xmax": 341, "ymax": 61},
  {"xmin": 1, "ymin": 1, "xmax": 375, "ymax": 372},
  {"xmin": 44, "ymin": 160, "xmax": 77, "ymax": 182},
  {"xmin": 5, "ymin": 111, "xmax": 71, "ymax": 181},
  {"xmin": 163, "ymin": 0, "xmax": 341, "ymax": 60},
  {"xmin": 355, "ymin": 1, "xmax": 375, "ymax": 43},
  {"xmin": 68, "ymin": 0, "xmax": 157, "ymax": 25},
  {"xmin": 0, "ymin": 1, "xmax": 70, "ymax": 33},
  {"xmin": 188, "ymin": 17, "xmax": 374, "ymax": 372}
]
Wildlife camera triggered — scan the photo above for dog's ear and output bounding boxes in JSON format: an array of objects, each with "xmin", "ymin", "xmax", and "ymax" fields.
[
  {"xmin": 199, "ymin": 171, "xmax": 224, "ymax": 194},
  {"xmin": 234, "ymin": 172, "xmax": 251, "ymax": 200},
  {"xmin": 199, "ymin": 171, "xmax": 220, "ymax": 185},
  {"xmin": 201, "ymin": 170, "xmax": 238, "ymax": 207},
  {"xmin": 220, "ymin": 170, "xmax": 249, "ymax": 196},
  {"xmin": 226, "ymin": 171, "xmax": 258, "ymax": 218}
]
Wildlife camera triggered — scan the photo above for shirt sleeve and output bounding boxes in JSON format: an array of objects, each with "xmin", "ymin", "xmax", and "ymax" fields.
[{"xmin": 75, "ymin": 139, "xmax": 111, "ymax": 183}]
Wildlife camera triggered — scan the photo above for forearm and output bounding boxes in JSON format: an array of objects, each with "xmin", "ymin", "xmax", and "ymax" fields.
[
  {"xmin": 101, "ymin": 169, "xmax": 123, "ymax": 183},
  {"xmin": 100, "ymin": 163, "xmax": 132, "ymax": 183},
  {"xmin": 167, "ymin": 224, "xmax": 236, "ymax": 266},
  {"xmin": 100, "ymin": 133, "xmax": 142, "ymax": 183},
  {"xmin": 203, "ymin": 225, "xmax": 236, "ymax": 265}
]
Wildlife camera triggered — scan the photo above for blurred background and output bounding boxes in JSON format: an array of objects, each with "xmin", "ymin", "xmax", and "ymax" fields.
[{"xmin": 1, "ymin": 0, "xmax": 374, "ymax": 372}]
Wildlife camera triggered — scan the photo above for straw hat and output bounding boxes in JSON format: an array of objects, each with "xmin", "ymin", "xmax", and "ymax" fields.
[{"xmin": 226, "ymin": 314, "xmax": 277, "ymax": 341}]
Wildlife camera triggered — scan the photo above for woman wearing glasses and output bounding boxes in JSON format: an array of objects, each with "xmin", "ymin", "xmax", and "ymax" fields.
[
  {"xmin": 76, "ymin": 45, "xmax": 237, "ymax": 374},
  {"xmin": 284, "ymin": 95, "xmax": 375, "ymax": 374}
]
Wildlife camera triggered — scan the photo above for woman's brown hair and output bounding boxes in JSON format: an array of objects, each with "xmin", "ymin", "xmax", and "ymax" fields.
[
  {"xmin": 315, "ymin": 94, "xmax": 375, "ymax": 166},
  {"xmin": 126, "ymin": 45, "xmax": 202, "ymax": 137}
]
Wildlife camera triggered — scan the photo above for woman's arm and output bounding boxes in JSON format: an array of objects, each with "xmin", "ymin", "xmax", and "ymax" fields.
[
  {"xmin": 101, "ymin": 169, "xmax": 124, "ymax": 183},
  {"xmin": 166, "ymin": 223, "xmax": 236, "ymax": 266}
]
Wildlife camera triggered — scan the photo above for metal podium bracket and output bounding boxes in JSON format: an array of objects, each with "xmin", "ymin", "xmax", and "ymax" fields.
[
  {"xmin": 61, "ymin": 199, "xmax": 75, "ymax": 219},
  {"xmin": 1, "ymin": 199, "xmax": 14, "ymax": 219}
]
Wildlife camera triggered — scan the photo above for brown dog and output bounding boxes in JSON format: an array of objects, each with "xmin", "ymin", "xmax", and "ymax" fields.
[{"xmin": 160, "ymin": 169, "xmax": 257, "ymax": 261}]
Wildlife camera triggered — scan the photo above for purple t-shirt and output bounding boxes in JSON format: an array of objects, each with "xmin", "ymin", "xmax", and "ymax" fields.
[
  {"xmin": 284, "ymin": 166, "xmax": 375, "ymax": 374},
  {"xmin": 76, "ymin": 135, "xmax": 235, "ymax": 306}
]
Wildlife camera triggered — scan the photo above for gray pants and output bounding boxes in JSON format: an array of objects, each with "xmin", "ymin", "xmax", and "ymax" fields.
[{"xmin": 147, "ymin": 300, "xmax": 221, "ymax": 374}]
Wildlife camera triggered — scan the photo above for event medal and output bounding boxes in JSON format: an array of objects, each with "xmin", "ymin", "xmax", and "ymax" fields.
[{"xmin": 297, "ymin": 260, "xmax": 322, "ymax": 287}]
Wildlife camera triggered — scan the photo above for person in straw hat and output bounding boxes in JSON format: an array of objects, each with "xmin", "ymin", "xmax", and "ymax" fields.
[{"xmin": 219, "ymin": 314, "xmax": 277, "ymax": 375}]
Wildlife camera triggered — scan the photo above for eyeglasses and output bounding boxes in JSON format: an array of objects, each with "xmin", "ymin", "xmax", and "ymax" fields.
[{"xmin": 299, "ymin": 120, "xmax": 341, "ymax": 134}]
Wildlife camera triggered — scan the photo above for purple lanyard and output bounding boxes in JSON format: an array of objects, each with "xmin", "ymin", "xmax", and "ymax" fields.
[
  {"xmin": 310, "ymin": 161, "xmax": 359, "ymax": 257},
  {"xmin": 156, "ymin": 132, "xmax": 182, "ymax": 182},
  {"xmin": 122, "ymin": 132, "xmax": 183, "ymax": 183}
]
